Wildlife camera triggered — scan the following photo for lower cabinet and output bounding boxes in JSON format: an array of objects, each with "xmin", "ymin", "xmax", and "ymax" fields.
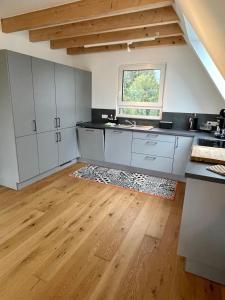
[
  {"xmin": 172, "ymin": 136, "xmax": 193, "ymax": 176},
  {"xmin": 105, "ymin": 129, "xmax": 132, "ymax": 166},
  {"xmin": 37, "ymin": 131, "xmax": 59, "ymax": 174},
  {"xmin": 58, "ymin": 127, "xmax": 78, "ymax": 166},
  {"xmin": 16, "ymin": 135, "xmax": 39, "ymax": 182},
  {"xmin": 78, "ymin": 127, "xmax": 105, "ymax": 161},
  {"xmin": 131, "ymin": 153, "xmax": 173, "ymax": 173}
]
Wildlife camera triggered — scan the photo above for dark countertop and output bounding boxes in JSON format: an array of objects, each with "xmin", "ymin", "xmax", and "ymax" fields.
[{"xmin": 77, "ymin": 122, "xmax": 225, "ymax": 184}]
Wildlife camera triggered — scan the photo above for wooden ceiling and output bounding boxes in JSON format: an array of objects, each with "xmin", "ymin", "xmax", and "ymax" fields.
[{"xmin": 1, "ymin": 0, "xmax": 186, "ymax": 55}]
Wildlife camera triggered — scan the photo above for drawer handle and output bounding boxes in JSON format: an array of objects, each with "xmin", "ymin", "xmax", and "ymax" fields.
[
  {"xmin": 145, "ymin": 141, "xmax": 157, "ymax": 145},
  {"xmin": 112, "ymin": 131, "xmax": 122, "ymax": 134},
  {"xmin": 145, "ymin": 156, "xmax": 157, "ymax": 161},
  {"xmin": 85, "ymin": 129, "xmax": 95, "ymax": 132},
  {"xmin": 147, "ymin": 134, "xmax": 159, "ymax": 138}
]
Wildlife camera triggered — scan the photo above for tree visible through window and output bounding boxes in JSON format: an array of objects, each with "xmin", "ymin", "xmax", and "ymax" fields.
[{"xmin": 117, "ymin": 64, "xmax": 165, "ymax": 119}]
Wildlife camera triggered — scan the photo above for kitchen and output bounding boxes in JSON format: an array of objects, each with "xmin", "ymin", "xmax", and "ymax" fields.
[{"xmin": 0, "ymin": 0, "xmax": 225, "ymax": 299}]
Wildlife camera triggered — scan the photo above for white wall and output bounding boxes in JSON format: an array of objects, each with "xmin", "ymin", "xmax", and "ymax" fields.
[
  {"xmin": 0, "ymin": 30, "xmax": 76, "ymax": 67},
  {"xmin": 72, "ymin": 45, "xmax": 224, "ymax": 113}
]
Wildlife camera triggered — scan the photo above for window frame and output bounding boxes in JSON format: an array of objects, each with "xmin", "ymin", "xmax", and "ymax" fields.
[{"xmin": 117, "ymin": 63, "xmax": 166, "ymax": 120}]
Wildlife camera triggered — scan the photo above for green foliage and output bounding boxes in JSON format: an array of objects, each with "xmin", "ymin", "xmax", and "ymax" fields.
[{"xmin": 123, "ymin": 69, "xmax": 160, "ymax": 103}]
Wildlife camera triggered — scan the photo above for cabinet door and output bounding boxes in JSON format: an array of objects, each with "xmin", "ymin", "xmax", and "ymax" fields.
[
  {"xmin": 105, "ymin": 129, "xmax": 132, "ymax": 165},
  {"xmin": 55, "ymin": 64, "xmax": 76, "ymax": 129},
  {"xmin": 37, "ymin": 131, "xmax": 59, "ymax": 174},
  {"xmin": 78, "ymin": 127, "xmax": 105, "ymax": 161},
  {"xmin": 32, "ymin": 58, "xmax": 56, "ymax": 133},
  {"xmin": 16, "ymin": 135, "xmax": 39, "ymax": 182},
  {"xmin": 8, "ymin": 52, "xmax": 36, "ymax": 137},
  {"xmin": 172, "ymin": 136, "xmax": 193, "ymax": 176},
  {"xmin": 58, "ymin": 127, "xmax": 78, "ymax": 166},
  {"xmin": 75, "ymin": 69, "xmax": 92, "ymax": 123}
]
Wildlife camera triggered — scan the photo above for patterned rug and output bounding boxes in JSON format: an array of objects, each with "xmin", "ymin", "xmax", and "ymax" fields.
[{"xmin": 72, "ymin": 165, "xmax": 177, "ymax": 200}]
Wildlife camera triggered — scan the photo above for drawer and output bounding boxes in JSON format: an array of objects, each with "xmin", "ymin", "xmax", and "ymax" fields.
[
  {"xmin": 133, "ymin": 132, "xmax": 175, "ymax": 143},
  {"xmin": 132, "ymin": 139, "xmax": 175, "ymax": 158},
  {"xmin": 131, "ymin": 153, "xmax": 173, "ymax": 173}
]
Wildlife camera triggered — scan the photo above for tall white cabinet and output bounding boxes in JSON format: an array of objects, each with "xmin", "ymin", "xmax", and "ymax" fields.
[{"xmin": 0, "ymin": 50, "xmax": 92, "ymax": 190}]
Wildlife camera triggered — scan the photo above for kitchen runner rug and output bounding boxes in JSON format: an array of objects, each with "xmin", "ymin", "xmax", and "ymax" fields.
[{"xmin": 72, "ymin": 164, "xmax": 177, "ymax": 200}]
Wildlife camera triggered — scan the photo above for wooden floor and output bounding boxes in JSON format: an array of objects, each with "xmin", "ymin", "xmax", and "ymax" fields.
[{"xmin": 0, "ymin": 163, "xmax": 224, "ymax": 300}]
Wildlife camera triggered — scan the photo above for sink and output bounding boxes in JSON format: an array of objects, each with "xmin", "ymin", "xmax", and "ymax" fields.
[
  {"xmin": 197, "ymin": 138, "xmax": 225, "ymax": 148},
  {"xmin": 116, "ymin": 124, "xmax": 154, "ymax": 131}
]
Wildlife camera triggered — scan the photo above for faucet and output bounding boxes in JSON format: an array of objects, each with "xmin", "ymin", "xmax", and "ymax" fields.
[{"xmin": 125, "ymin": 119, "xmax": 136, "ymax": 127}]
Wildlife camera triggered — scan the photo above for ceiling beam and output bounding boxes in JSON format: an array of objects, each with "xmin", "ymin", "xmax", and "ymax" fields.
[
  {"xmin": 29, "ymin": 6, "xmax": 178, "ymax": 42},
  {"xmin": 67, "ymin": 36, "xmax": 186, "ymax": 55},
  {"xmin": 1, "ymin": 0, "xmax": 174, "ymax": 33},
  {"xmin": 51, "ymin": 23, "xmax": 182, "ymax": 49}
]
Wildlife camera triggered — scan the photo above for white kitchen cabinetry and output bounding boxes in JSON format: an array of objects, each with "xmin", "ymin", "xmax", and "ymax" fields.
[
  {"xmin": 37, "ymin": 131, "xmax": 59, "ymax": 174},
  {"xmin": 58, "ymin": 128, "xmax": 78, "ymax": 166},
  {"xmin": 55, "ymin": 64, "xmax": 76, "ymax": 129},
  {"xmin": 7, "ymin": 51, "xmax": 36, "ymax": 137},
  {"xmin": 78, "ymin": 127, "xmax": 105, "ymax": 161},
  {"xmin": 32, "ymin": 58, "xmax": 56, "ymax": 133},
  {"xmin": 16, "ymin": 135, "xmax": 39, "ymax": 182},
  {"xmin": 132, "ymin": 139, "xmax": 175, "ymax": 158},
  {"xmin": 105, "ymin": 129, "xmax": 132, "ymax": 166},
  {"xmin": 172, "ymin": 136, "xmax": 193, "ymax": 176}
]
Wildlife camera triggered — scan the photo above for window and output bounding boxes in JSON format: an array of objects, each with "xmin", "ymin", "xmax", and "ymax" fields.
[{"xmin": 117, "ymin": 64, "xmax": 166, "ymax": 119}]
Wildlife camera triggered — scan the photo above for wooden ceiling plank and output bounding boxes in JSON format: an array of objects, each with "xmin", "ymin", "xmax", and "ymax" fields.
[
  {"xmin": 1, "ymin": 0, "xmax": 174, "ymax": 33},
  {"xmin": 67, "ymin": 36, "xmax": 186, "ymax": 55},
  {"xmin": 50, "ymin": 23, "xmax": 182, "ymax": 49},
  {"xmin": 29, "ymin": 6, "xmax": 178, "ymax": 42}
]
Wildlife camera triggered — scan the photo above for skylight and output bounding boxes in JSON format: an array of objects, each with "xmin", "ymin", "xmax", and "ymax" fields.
[{"xmin": 184, "ymin": 15, "xmax": 225, "ymax": 100}]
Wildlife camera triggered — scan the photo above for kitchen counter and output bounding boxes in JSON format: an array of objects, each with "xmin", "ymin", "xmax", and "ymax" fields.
[{"xmin": 77, "ymin": 122, "xmax": 225, "ymax": 184}]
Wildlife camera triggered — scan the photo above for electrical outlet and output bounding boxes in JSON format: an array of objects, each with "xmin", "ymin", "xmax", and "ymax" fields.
[{"xmin": 101, "ymin": 114, "xmax": 108, "ymax": 119}]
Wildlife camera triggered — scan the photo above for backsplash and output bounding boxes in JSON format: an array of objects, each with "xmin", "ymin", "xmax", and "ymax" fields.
[{"xmin": 91, "ymin": 109, "xmax": 219, "ymax": 130}]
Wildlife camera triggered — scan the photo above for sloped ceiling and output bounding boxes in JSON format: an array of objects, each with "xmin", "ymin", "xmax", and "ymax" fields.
[{"xmin": 175, "ymin": 0, "xmax": 225, "ymax": 80}]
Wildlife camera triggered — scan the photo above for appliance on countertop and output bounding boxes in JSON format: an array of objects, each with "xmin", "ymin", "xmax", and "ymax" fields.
[
  {"xmin": 188, "ymin": 113, "xmax": 198, "ymax": 131},
  {"xmin": 214, "ymin": 109, "xmax": 225, "ymax": 139},
  {"xmin": 159, "ymin": 121, "xmax": 173, "ymax": 129}
]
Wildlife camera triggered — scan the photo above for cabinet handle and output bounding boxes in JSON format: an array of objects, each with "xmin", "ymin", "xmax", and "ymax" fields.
[
  {"xmin": 145, "ymin": 156, "xmax": 157, "ymax": 161},
  {"xmin": 33, "ymin": 120, "xmax": 37, "ymax": 132},
  {"xmin": 54, "ymin": 118, "xmax": 58, "ymax": 128},
  {"xmin": 145, "ymin": 141, "xmax": 157, "ymax": 145},
  {"xmin": 57, "ymin": 117, "xmax": 61, "ymax": 128},
  {"xmin": 56, "ymin": 132, "xmax": 59, "ymax": 143},
  {"xmin": 85, "ymin": 129, "xmax": 95, "ymax": 132},
  {"xmin": 58, "ymin": 132, "xmax": 62, "ymax": 142},
  {"xmin": 175, "ymin": 137, "xmax": 179, "ymax": 148},
  {"xmin": 58, "ymin": 117, "xmax": 61, "ymax": 128},
  {"xmin": 112, "ymin": 131, "xmax": 122, "ymax": 134},
  {"xmin": 147, "ymin": 133, "xmax": 158, "ymax": 138}
]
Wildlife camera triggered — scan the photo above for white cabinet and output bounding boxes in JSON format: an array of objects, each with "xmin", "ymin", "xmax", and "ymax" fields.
[
  {"xmin": 16, "ymin": 135, "xmax": 39, "ymax": 182},
  {"xmin": 131, "ymin": 153, "xmax": 173, "ymax": 173},
  {"xmin": 75, "ymin": 69, "xmax": 92, "ymax": 123},
  {"xmin": 78, "ymin": 127, "xmax": 105, "ymax": 161},
  {"xmin": 8, "ymin": 51, "xmax": 36, "ymax": 137},
  {"xmin": 58, "ymin": 127, "xmax": 78, "ymax": 166},
  {"xmin": 32, "ymin": 58, "xmax": 56, "ymax": 133},
  {"xmin": 105, "ymin": 129, "xmax": 132, "ymax": 165},
  {"xmin": 172, "ymin": 136, "xmax": 193, "ymax": 176},
  {"xmin": 37, "ymin": 131, "xmax": 59, "ymax": 174},
  {"xmin": 55, "ymin": 64, "xmax": 76, "ymax": 129}
]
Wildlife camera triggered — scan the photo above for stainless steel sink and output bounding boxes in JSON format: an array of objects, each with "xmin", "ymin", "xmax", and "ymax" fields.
[{"xmin": 197, "ymin": 138, "xmax": 225, "ymax": 148}]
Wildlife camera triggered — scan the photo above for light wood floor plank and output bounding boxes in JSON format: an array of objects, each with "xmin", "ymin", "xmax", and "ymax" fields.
[{"xmin": 0, "ymin": 164, "xmax": 223, "ymax": 300}]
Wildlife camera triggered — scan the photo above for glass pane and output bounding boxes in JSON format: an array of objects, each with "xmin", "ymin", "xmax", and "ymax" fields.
[
  {"xmin": 122, "ymin": 69, "xmax": 161, "ymax": 103},
  {"xmin": 119, "ymin": 108, "xmax": 161, "ymax": 117}
]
